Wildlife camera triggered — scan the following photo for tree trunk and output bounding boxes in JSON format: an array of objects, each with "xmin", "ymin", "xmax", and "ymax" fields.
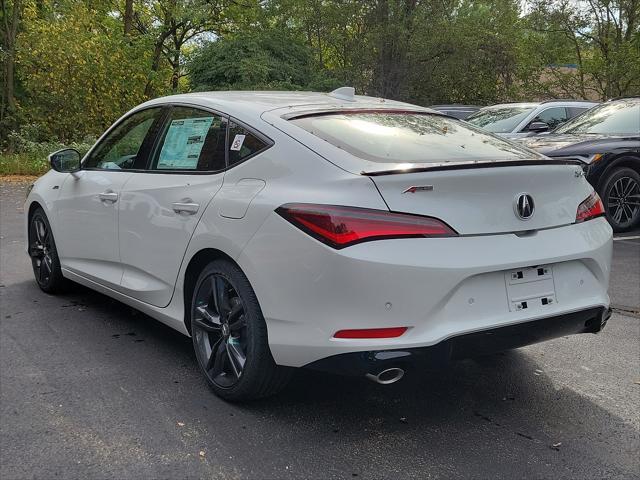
[
  {"xmin": 171, "ymin": 50, "xmax": 180, "ymax": 92},
  {"xmin": 144, "ymin": 36, "xmax": 168, "ymax": 98},
  {"xmin": 372, "ymin": 0, "xmax": 416, "ymax": 100},
  {"xmin": 123, "ymin": 0, "xmax": 134, "ymax": 36},
  {"xmin": 4, "ymin": 53, "xmax": 15, "ymax": 113},
  {"xmin": 1, "ymin": 0, "xmax": 21, "ymax": 147}
]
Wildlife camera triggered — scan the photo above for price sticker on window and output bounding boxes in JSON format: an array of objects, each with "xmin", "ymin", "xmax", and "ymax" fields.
[{"xmin": 230, "ymin": 134, "xmax": 246, "ymax": 151}]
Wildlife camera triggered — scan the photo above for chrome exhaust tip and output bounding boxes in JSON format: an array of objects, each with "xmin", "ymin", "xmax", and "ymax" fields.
[{"xmin": 365, "ymin": 367, "xmax": 405, "ymax": 385}]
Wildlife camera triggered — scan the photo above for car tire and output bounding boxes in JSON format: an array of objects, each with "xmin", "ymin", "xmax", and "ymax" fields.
[
  {"xmin": 190, "ymin": 259, "xmax": 292, "ymax": 401},
  {"xmin": 28, "ymin": 207, "xmax": 67, "ymax": 293},
  {"xmin": 601, "ymin": 167, "xmax": 640, "ymax": 232}
]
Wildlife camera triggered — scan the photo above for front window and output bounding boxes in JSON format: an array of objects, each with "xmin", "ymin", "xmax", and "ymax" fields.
[
  {"xmin": 554, "ymin": 99, "xmax": 640, "ymax": 135},
  {"xmin": 466, "ymin": 106, "xmax": 536, "ymax": 133},
  {"xmin": 534, "ymin": 107, "xmax": 569, "ymax": 130},
  {"xmin": 84, "ymin": 108, "xmax": 162, "ymax": 170},
  {"xmin": 290, "ymin": 111, "xmax": 539, "ymax": 165}
]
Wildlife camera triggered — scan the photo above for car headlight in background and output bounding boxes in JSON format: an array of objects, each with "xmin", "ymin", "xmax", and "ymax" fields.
[
  {"xmin": 581, "ymin": 153, "xmax": 605, "ymax": 176},
  {"xmin": 25, "ymin": 183, "xmax": 34, "ymax": 199}
]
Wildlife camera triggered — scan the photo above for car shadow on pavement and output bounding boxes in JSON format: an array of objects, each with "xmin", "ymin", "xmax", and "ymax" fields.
[{"xmin": 3, "ymin": 279, "xmax": 638, "ymax": 479}]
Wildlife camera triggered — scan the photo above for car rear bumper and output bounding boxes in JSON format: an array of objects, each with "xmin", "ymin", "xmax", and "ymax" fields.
[
  {"xmin": 304, "ymin": 306, "xmax": 612, "ymax": 376},
  {"xmin": 238, "ymin": 215, "xmax": 612, "ymax": 368}
]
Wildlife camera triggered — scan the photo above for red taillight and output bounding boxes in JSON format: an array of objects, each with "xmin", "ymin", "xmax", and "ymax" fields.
[
  {"xmin": 576, "ymin": 192, "xmax": 605, "ymax": 223},
  {"xmin": 276, "ymin": 204, "xmax": 456, "ymax": 249},
  {"xmin": 334, "ymin": 327, "xmax": 408, "ymax": 339}
]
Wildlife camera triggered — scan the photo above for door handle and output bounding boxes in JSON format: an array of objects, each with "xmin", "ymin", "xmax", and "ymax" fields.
[
  {"xmin": 99, "ymin": 191, "xmax": 118, "ymax": 203},
  {"xmin": 172, "ymin": 199, "xmax": 200, "ymax": 215}
]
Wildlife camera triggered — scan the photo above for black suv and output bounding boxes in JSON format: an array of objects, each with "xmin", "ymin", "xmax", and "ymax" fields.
[{"xmin": 523, "ymin": 98, "xmax": 640, "ymax": 232}]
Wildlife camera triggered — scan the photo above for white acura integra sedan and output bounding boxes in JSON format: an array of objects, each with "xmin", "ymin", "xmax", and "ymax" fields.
[{"xmin": 25, "ymin": 88, "xmax": 613, "ymax": 401}]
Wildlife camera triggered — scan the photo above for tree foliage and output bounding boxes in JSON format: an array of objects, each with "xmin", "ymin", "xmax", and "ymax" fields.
[
  {"xmin": 189, "ymin": 29, "xmax": 340, "ymax": 91},
  {"xmin": 17, "ymin": 1, "xmax": 159, "ymax": 142},
  {"xmin": 523, "ymin": 0, "xmax": 640, "ymax": 100},
  {"xmin": 0, "ymin": 0, "xmax": 639, "ymax": 150}
]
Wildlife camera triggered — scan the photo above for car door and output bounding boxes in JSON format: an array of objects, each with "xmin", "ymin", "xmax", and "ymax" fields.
[
  {"xmin": 54, "ymin": 107, "xmax": 165, "ymax": 288},
  {"xmin": 116, "ymin": 106, "xmax": 227, "ymax": 307}
]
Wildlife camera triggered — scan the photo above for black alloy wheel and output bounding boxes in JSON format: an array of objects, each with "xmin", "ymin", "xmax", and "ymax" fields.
[
  {"xmin": 190, "ymin": 260, "xmax": 291, "ymax": 401},
  {"xmin": 192, "ymin": 273, "xmax": 248, "ymax": 387},
  {"xmin": 28, "ymin": 208, "xmax": 66, "ymax": 293},
  {"xmin": 602, "ymin": 167, "xmax": 640, "ymax": 232}
]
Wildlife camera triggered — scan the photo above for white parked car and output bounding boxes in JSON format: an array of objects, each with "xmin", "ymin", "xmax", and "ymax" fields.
[{"xmin": 25, "ymin": 88, "xmax": 613, "ymax": 401}]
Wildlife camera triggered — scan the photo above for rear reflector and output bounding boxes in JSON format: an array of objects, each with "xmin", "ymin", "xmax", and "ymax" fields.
[
  {"xmin": 576, "ymin": 192, "xmax": 605, "ymax": 223},
  {"xmin": 334, "ymin": 327, "xmax": 408, "ymax": 339},
  {"xmin": 276, "ymin": 203, "xmax": 456, "ymax": 249}
]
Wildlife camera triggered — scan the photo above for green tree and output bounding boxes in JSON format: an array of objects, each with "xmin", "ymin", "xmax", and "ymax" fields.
[
  {"xmin": 130, "ymin": 0, "xmax": 257, "ymax": 96},
  {"xmin": 523, "ymin": 0, "xmax": 640, "ymax": 100},
  {"xmin": 261, "ymin": 0, "xmax": 528, "ymax": 104},
  {"xmin": 17, "ymin": 1, "xmax": 162, "ymax": 141},
  {"xmin": 1, "ymin": 0, "xmax": 24, "ymax": 145},
  {"xmin": 407, "ymin": 0, "xmax": 525, "ymax": 104},
  {"xmin": 262, "ymin": 0, "xmax": 374, "ymax": 92},
  {"xmin": 188, "ymin": 29, "xmax": 339, "ymax": 91}
]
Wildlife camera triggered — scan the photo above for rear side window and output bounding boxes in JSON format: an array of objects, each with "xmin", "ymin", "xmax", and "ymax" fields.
[
  {"xmin": 228, "ymin": 121, "xmax": 269, "ymax": 166},
  {"xmin": 290, "ymin": 112, "xmax": 540, "ymax": 165},
  {"xmin": 567, "ymin": 107, "xmax": 589, "ymax": 118},
  {"xmin": 151, "ymin": 107, "xmax": 227, "ymax": 171}
]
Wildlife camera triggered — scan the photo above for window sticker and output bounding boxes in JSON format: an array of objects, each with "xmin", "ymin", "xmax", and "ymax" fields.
[
  {"xmin": 157, "ymin": 117, "xmax": 215, "ymax": 169},
  {"xmin": 230, "ymin": 134, "xmax": 246, "ymax": 151}
]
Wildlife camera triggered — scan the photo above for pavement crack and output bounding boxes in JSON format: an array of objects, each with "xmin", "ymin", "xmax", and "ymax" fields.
[
  {"xmin": 474, "ymin": 412, "xmax": 540, "ymax": 443},
  {"xmin": 611, "ymin": 305, "xmax": 640, "ymax": 318}
]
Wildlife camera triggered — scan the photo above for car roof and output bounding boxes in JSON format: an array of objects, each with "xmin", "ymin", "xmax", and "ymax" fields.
[
  {"xmin": 607, "ymin": 97, "xmax": 640, "ymax": 102},
  {"xmin": 136, "ymin": 91, "xmax": 431, "ymax": 122},
  {"xmin": 482, "ymin": 100, "xmax": 597, "ymax": 110},
  {"xmin": 429, "ymin": 105, "xmax": 481, "ymax": 109}
]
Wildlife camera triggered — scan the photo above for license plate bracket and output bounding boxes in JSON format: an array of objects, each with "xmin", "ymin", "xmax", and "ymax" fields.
[{"xmin": 505, "ymin": 265, "xmax": 557, "ymax": 312}]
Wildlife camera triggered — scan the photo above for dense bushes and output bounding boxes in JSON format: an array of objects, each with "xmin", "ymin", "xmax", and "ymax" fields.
[
  {"xmin": 189, "ymin": 30, "xmax": 341, "ymax": 92},
  {"xmin": 0, "ymin": 124, "xmax": 96, "ymax": 175}
]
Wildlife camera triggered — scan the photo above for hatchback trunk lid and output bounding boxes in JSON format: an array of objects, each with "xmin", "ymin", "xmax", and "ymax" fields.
[{"xmin": 369, "ymin": 164, "xmax": 592, "ymax": 235}]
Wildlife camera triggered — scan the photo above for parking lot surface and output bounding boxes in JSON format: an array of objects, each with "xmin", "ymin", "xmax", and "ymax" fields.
[{"xmin": 1, "ymin": 181, "xmax": 639, "ymax": 479}]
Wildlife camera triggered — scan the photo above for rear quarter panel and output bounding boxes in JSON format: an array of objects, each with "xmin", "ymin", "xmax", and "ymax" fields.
[{"xmin": 171, "ymin": 120, "xmax": 388, "ymax": 324}]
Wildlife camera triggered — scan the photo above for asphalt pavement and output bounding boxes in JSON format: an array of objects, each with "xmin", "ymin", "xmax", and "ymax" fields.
[{"xmin": 1, "ymin": 181, "xmax": 639, "ymax": 479}]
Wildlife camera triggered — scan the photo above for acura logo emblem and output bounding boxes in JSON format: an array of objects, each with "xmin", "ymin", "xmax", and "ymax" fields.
[{"xmin": 515, "ymin": 193, "xmax": 535, "ymax": 220}]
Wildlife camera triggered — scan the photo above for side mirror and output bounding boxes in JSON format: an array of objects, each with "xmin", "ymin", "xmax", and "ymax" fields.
[
  {"xmin": 49, "ymin": 148, "xmax": 81, "ymax": 173},
  {"xmin": 527, "ymin": 121, "xmax": 550, "ymax": 133}
]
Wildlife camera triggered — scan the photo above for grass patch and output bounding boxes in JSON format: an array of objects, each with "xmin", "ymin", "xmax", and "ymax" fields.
[{"xmin": 0, "ymin": 153, "xmax": 50, "ymax": 176}]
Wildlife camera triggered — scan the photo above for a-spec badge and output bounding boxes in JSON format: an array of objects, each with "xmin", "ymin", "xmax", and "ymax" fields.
[{"xmin": 402, "ymin": 185, "xmax": 434, "ymax": 194}]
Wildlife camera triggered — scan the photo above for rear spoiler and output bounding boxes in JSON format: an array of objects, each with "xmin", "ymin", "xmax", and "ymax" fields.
[
  {"xmin": 282, "ymin": 107, "xmax": 438, "ymax": 121},
  {"xmin": 361, "ymin": 158, "xmax": 584, "ymax": 176}
]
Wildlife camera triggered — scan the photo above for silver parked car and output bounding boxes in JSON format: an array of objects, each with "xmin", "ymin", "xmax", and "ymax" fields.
[{"xmin": 466, "ymin": 100, "xmax": 598, "ymax": 139}]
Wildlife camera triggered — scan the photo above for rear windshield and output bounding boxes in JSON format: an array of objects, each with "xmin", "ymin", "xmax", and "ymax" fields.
[
  {"xmin": 290, "ymin": 111, "xmax": 539, "ymax": 165},
  {"xmin": 466, "ymin": 106, "xmax": 535, "ymax": 133}
]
